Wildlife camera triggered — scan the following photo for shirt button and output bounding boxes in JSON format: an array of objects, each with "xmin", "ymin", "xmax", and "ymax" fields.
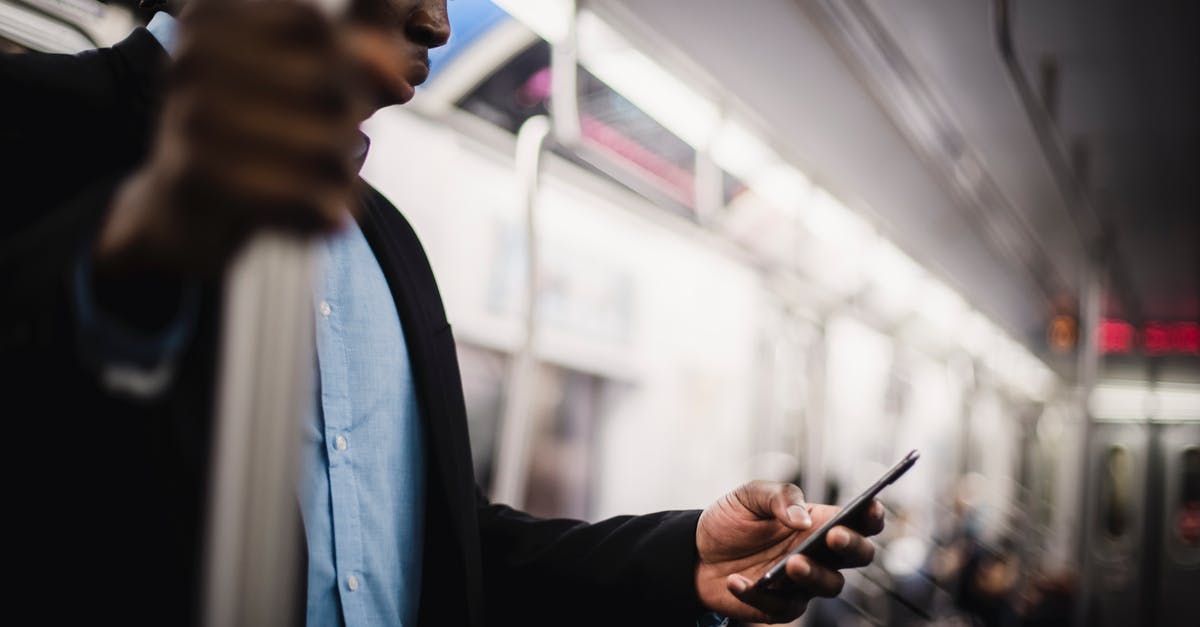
[
  {"xmin": 347, "ymin": 575, "xmax": 359, "ymax": 592},
  {"xmin": 319, "ymin": 301, "xmax": 332, "ymax": 317},
  {"xmin": 335, "ymin": 435, "xmax": 348, "ymax": 451}
]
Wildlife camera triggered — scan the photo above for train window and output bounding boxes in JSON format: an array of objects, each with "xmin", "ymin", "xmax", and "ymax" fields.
[
  {"xmin": 457, "ymin": 40, "xmax": 703, "ymax": 220},
  {"xmin": 458, "ymin": 39, "xmax": 552, "ymax": 133},
  {"xmin": 521, "ymin": 364, "xmax": 606, "ymax": 520},
  {"xmin": 1183, "ymin": 447, "xmax": 1200, "ymax": 504},
  {"xmin": 456, "ymin": 342, "xmax": 509, "ymax": 493},
  {"xmin": 1099, "ymin": 445, "xmax": 1133, "ymax": 539},
  {"xmin": 1179, "ymin": 447, "xmax": 1200, "ymax": 545},
  {"xmin": 574, "ymin": 66, "xmax": 698, "ymax": 212},
  {"xmin": 722, "ymin": 170, "xmax": 749, "ymax": 206}
]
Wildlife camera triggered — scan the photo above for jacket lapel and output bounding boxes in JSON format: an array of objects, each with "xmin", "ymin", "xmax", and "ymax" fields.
[{"xmin": 352, "ymin": 184, "xmax": 483, "ymax": 626}]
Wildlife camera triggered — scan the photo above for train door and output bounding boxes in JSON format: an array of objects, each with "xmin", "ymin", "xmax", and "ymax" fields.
[
  {"xmin": 1082, "ymin": 422, "xmax": 1149, "ymax": 627},
  {"xmin": 1083, "ymin": 415, "xmax": 1200, "ymax": 626},
  {"xmin": 1155, "ymin": 423, "xmax": 1200, "ymax": 627}
]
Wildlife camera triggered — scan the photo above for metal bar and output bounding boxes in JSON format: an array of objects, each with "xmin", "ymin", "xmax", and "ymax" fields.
[
  {"xmin": 204, "ymin": 233, "xmax": 317, "ymax": 627},
  {"xmin": 201, "ymin": 0, "xmax": 348, "ymax": 624},
  {"xmin": 549, "ymin": 0, "xmax": 580, "ymax": 146},
  {"xmin": 491, "ymin": 114, "xmax": 553, "ymax": 507},
  {"xmin": 1071, "ymin": 266, "xmax": 1101, "ymax": 627}
]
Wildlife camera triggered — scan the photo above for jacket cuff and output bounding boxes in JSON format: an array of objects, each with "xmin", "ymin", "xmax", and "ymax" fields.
[
  {"xmin": 71, "ymin": 239, "xmax": 199, "ymax": 397},
  {"xmin": 643, "ymin": 509, "xmax": 706, "ymax": 620}
]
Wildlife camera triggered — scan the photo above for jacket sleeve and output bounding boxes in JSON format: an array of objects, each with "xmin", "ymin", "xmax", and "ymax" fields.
[
  {"xmin": 0, "ymin": 28, "xmax": 165, "ymax": 237},
  {"xmin": 1, "ymin": 30, "xmax": 199, "ymax": 396},
  {"xmin": 476, "ymin": 487, "xmax": 708, "ymax": 627}
]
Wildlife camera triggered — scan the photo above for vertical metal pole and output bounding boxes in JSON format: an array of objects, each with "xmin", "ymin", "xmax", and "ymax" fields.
[
  {"xmin": 205, "ymin": 234, "xmax": 317, "ymax": 627},
  {"xmin": 492, "ymin": 115, "xmax": 553, "ymax": 507},
  {"xmin": 549, "ymin": 0, "xmax": 580, "ymax": 146},
  {"xmin": 202, "ymin": 1, "xmax": 348, "ymax": 624},
  {"xmin": 1072, "ymin": 265, "xmax": 1101, "ymax": 627},
  {"xmin": 803, "ymin": 321, "xmax": 829, "ymax": 507},
  {"xmin": 491, "ymin": 0, "xmax": 582, "ymax": 507}
]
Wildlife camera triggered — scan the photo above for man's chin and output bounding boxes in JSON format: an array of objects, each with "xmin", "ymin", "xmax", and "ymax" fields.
[{"xmin": 365, "ymin": 83, "xmax": 416, "ymax": 114}]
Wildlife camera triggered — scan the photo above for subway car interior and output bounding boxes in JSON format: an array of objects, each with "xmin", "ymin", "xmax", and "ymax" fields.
[{"xmin": 1, "ymin": 0, "xmax": 1197, "ymax": 625}]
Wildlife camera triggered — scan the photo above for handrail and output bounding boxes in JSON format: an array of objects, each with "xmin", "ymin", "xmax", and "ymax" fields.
[
  {"xmin": 491, "ymin": 114, "xmax": 553, "ymax": 507},
  {"xmin": 202, "ymin": 0, "xmax": 348, "ymax": 624},
  {"xmin": 490, "ymin": 1, "xmax": 580, "ymax": 509},
  {"xmin": 204, "ymin": 233, "xmax": 317, "ymax": 627}
]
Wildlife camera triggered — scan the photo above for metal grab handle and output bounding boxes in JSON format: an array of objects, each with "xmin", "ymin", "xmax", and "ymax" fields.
[
  {"xmin": 198, "ymin": 0, "xmax": 351, "ymax": 621},
  {"xmin": 204, "ymin": 233, "xmax": 318, "ymax": 627},
  {"xmin": 492, "ymin": 115, "xmax": 553, "ymax": 507}
]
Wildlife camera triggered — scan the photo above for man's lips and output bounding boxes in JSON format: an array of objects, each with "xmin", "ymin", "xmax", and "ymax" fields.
[
  {"xmin": 346, "ymin": 29, "xmax": 432, "ymax": 105},
  {"xmin": 409, "ymin": 57, "xmax": 430, "ymax": 87}
]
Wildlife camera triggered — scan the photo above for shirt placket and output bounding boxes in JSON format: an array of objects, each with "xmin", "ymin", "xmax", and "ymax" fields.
[{"xmin": 316, "ymin": 239, "xmax": 367, "ymax": 626}]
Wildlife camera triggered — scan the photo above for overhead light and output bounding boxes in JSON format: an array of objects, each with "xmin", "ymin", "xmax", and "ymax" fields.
[
  {"xmin": 1090, "ymin": 382, "xmax": 1151, "ymax": 421},
  {"xmin": 493, "ymin": 0, "xmax": 574, "ymax": 44},
  {"xmin": 1155, "ymin": 383, "xmax": 1200, "ymax": 421},
  {"xmin": 982, "ymin": 337, "xmax": 1053, "ymax": 402},
  {"xmin": 800, "ymin": 187, "xmax": 874, "ymax": 245},
  {"xmin": 577, "ymin": 10, "xmax": 720, "ymax": 147},
  {"xmin": 958, "ymin": 310, "xmax": 1003, "ymax": 358},
  {"xmin": 914, "ymin": 277, "xmax": 966, "ymax": 331},
  {"xmin": 1011, "ymin": 347, "xmax": 1053, "ymax": 402},
  {"xmin": 866, "ymin": 241, "xmax": 924, "ymax": 320},
  {"xmin": 748, "ymin": 163, "xmax": 813, "ymax": 213},
  {"xmin": 710, "ymin": 119, "xmax": 780, "ymax": 183}
]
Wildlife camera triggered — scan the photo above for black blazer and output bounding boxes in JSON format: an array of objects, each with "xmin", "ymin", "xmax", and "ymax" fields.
[{"xmin": 0, "ymin": 28, "xmax": 704, "ymax": 626}]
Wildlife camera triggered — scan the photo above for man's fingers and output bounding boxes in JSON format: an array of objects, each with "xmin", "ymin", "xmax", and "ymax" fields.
[
  {"xmin": 862, "ymin": 499, "xmax": 886, "ymax": 536},
  {"xmin": 826, "ymin": 525, "xmax": 876, "ymax": 567},
  {"xmin": 784, "ymin": 555, "xmax": 845, "ymax": 598},
  {"xmin": 726, "ymin": 574, "xmax": 808, "ymax": 624},
  {"xmin": 737, "ymin": 481, "xmax": 812, "ymax": 530}
]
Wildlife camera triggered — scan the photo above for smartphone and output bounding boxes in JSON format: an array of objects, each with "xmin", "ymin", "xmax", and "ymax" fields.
[{"xmin": 755, "ymin": 449, "xmax": 920, "ymax": 589}]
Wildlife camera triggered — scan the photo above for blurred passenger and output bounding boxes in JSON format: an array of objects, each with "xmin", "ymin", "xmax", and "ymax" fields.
[
  {"xmin": 881, "ymin": 507, "xmax": 938, "ymax": 627},
  {"xmin": 0, "ymin": 1, "xmax": 885, "ymax": 625},
  {"xmin": 1015, "ymin": 570, "xmax": 1075, "ymax": 627},
  {"xmin": 956, "ymin": 540, "xmax": 1020, "ymax": 627}
]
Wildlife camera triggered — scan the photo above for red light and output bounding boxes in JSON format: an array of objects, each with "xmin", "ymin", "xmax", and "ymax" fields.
[
  {"xmin": 1145, "ymin": 322, "xmax": 1171, "ymax": 355},
  {"xmin": 1100, "ymin": 319, "xmax": 1134, "ymax": 354},
  {"xmin": 1097, "ymin": 319, "xmax": 1198, "ymax": 356},
  {"xmin": 1169, "ymin": 322, "xmax": 1199, "ymax": 354}
]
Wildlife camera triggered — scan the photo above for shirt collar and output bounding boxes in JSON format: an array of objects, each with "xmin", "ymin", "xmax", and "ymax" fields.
[{"xmin": 145, "ymin": 11, "xmax": 178, "ymax": 56}]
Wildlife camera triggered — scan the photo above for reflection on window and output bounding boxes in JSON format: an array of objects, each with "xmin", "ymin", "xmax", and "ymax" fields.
[
  {"xmin": 522, "ymin": 364, "xmax": 606, "ymax": 520},
  {"xmin": 457, "ymin": 40, "xmax": 704, "ymax": 220},
  {"xmin": 456, "ymin": 343, "xmax": 509, "ymax": 493},
  {"xmin": 1180, "ymin": 447, "xmax": 1200, "ymax": 545},
  {"xmin": 575, "ymin": 67, "xmax": 697, "ymax": 213},
  {"xmin": 722, "ymin": 170, "xmax": 749, "ymax": 206},
  {"xmin": 458, "ymin": 341, "xmax": 608, "ymax": 519},
  {"xmin": 458, "ymin": 40, "xmax": 551, "ymax": 132},
  {"xmin": 1183, "ymin": 447, "xmax": 1200, "ymax": 504},
  {"xmin": 1100, "ymin": 445, "xmax": 1133, "ymax": 539}
]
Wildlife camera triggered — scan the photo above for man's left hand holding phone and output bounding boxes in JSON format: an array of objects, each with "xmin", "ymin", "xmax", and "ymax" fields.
[{"xmin": 693, "ymin": 481, "xmax": 884, "ymax": 625}]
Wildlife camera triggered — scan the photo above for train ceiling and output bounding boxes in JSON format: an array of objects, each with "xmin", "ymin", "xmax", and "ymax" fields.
[{"xmin": 601, "ymin": 0, "xmax": 1198, "ymax": 341}]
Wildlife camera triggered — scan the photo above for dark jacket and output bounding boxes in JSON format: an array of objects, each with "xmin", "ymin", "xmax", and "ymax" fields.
[{"xmin": 0, "ymin": 28, "xmax": 704, "ymax": 626}]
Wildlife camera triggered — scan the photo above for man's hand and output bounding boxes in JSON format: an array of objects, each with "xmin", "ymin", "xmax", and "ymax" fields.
[
  {"xmin": 96, "ymin": 2, "xmax": 363, "ymax": 277},
  {"xmin": 695, "ymin": 481, "xmax": 884, "ymax": 624}
]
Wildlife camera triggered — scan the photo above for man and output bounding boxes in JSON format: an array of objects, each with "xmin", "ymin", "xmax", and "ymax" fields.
[{"xmin": 0, "ymin": 1, "xmax": 883, "ymax": 625}]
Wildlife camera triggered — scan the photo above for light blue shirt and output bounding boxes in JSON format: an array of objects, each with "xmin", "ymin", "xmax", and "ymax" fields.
[
  {"xmin": 144, "ymin": 13, "xmax": 427, "ymax": 626},
  {"xmin": 302, "ymin": 217, "xmax": 425, "ymax": 627}
]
